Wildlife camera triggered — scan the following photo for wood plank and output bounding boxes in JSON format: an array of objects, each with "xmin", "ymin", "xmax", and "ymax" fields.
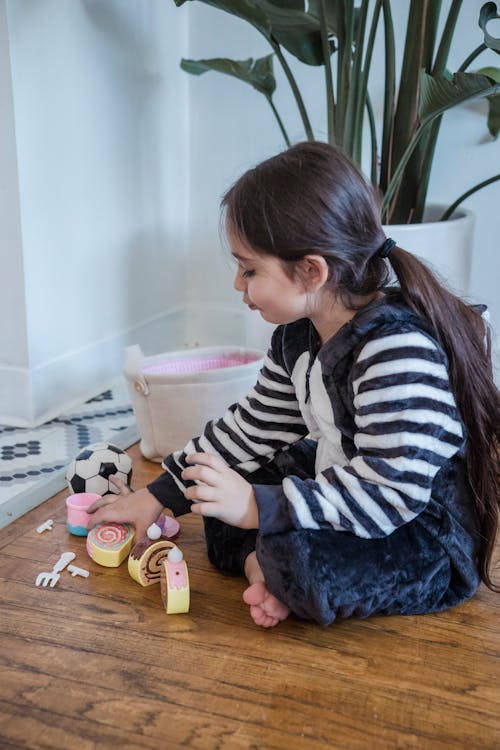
[{"xmin": 0, "ymin": 443, "xmax": 498, "ymax": 749}]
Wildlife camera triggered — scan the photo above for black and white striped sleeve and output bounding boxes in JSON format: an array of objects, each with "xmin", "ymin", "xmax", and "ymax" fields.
[
  {"xmin": 255, "ymin": 329, "xmax": 465, "ymax": 538},
  {"xmin": 147, "ymin": 329, "xmax": 309, "ymax": 512}
]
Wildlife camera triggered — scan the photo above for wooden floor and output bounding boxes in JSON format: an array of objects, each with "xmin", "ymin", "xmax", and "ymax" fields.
[{"xmin": 1, "ymin": 443, "xmax": 499, "ymax": 749}]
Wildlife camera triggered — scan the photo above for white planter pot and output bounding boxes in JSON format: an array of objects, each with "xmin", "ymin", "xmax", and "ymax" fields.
[{"xmin": 384, "ymin": 205, "xmax": 475, "ymax": 296}]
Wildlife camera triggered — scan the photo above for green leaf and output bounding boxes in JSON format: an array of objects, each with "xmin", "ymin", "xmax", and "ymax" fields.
[
  {"xmin": 265, "ymin": 0, "xmax": 303, "ymax": 9},
  {"xmin": 180, "ymin": 55, "xmax": 276, "ymax": 97},
  {"xmin": 258, "ymin": 0, "xmax": 334, "ymax": 65},
  {"xmin": 173, "ymin": 0, "xmax": 271, "ymax": 37},
  {"xmin": 174, "ymin": 0, "xmax": 333, "ymax": 65},
  {"xmin": 476, "ymin": 66, "xmax": 500, "ymax": 137},
  {"xmin": 307, "ymin": 0, "xmax": 343, "ymax": 35},
  {"xmin": 419, "ymin": 71, "xmax": 500, "ymax": 122},
  {"xmin": 475, "ymin": 65, "xmax": 500, "ymax": 82},
  {"xmin": 486, "ymin": 93, "xmax": 500, "ymax": 137},
  {"xmin": 479, "ymin": 2, "xmax": 500, "ymax": 52}
]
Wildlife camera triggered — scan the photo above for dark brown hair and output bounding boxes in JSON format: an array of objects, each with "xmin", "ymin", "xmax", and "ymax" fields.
[{"xmin": 222, "ymin": 141, "xmax": 500, "ymax": 590}]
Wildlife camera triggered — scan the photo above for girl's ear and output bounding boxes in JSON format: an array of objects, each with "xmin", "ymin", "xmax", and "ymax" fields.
[{"xmin": 297, "ymin": 255, "xmax": 330, "ymax": 292}]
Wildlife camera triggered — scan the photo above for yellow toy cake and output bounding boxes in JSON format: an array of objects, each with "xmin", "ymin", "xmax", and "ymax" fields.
[
  {"xmin": 160, "ymin": 546, "xmax": 190, "ymax": 614},
  {"xmin": 128, "ymin": 538, "xmax": 176, "ymax": 586},
  {"xmin": 86, "ymin": 523, "xmax": 134, "ymax": 567}
]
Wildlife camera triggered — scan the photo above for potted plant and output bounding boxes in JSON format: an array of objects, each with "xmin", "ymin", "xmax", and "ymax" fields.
[{"xmin": 174, "ymin": 0, "xmax": 499, "ymax": 227}]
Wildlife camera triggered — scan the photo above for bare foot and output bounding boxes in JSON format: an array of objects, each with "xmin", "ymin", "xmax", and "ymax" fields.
[
  {"xmin": 243, "ymin": 581, "xmax": 291, "ymax": 628},
  {"xmin": 243, "ymin": 552, "xmax": 291, "ymax": 628}
]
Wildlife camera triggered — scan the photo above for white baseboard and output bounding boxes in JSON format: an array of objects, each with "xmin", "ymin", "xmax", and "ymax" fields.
[{"xmin": 0, "ymin": 308, "xmax": 186, "ymax": 427}]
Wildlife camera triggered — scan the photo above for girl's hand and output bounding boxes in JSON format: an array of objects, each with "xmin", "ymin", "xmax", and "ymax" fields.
[
  {"xmin": 181, "ymin": 453, "xmax": 259, "ymax": 529},
  {"xmin": 86, "ymin": 476, "xmax": 163, "ymax": 542}
]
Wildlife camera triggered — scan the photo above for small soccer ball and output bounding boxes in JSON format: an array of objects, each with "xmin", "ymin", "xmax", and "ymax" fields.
[{"xmin": 66, "ymin": 442, "xmax": 133, "ymax": 496}]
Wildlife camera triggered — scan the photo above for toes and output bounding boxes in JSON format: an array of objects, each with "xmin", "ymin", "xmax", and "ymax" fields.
[
  {"xmin": 249, "ymin": 605, "xmax": 278, "ymax": 629},
  {"xmin": 243, "ymin": 581, "xmax": 291, "ymax": 628},
  {"xmin": 249, "ymin": 604, "xmax": 266, "ymax": 625},
  {"xmin": 262, "ymin": 596, "xmax": 290, "ymax": 621},
  {"xmin": 243, "ymin": 581, "xmax": 267, "ymax": 606}
]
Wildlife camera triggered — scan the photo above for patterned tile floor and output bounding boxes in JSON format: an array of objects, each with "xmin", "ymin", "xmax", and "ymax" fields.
[{"xmin": 0, "ymin": 378, "xmax": 138, "ymax": 528}]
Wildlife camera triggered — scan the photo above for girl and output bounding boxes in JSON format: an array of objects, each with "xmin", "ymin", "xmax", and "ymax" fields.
[{"xmin": 88, "ymin": 142, "xmax": 500, "ymax": 628}]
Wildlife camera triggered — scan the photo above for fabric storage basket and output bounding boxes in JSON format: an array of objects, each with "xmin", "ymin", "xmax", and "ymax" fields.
[{"xmin": 124, "ymin": 344, "xmax": 266, "ymax": 462}]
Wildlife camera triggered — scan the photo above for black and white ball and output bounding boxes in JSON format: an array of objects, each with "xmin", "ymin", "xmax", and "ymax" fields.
[{"xmin": 66, "ymin": 442, "xmax": 133, "ymax": 496}]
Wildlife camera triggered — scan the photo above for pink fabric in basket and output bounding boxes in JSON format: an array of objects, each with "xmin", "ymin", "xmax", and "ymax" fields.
[{"xmin": 142, "ymin": 353, "xmax": 261, "ymax": 376}]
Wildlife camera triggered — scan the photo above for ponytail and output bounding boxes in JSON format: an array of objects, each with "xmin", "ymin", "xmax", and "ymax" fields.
[{"xmin": 388, "ymin": 247, "xmax": 500, "ymax": 590}]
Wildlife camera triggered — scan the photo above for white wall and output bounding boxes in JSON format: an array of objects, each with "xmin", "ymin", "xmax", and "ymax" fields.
[
  {"xmin": 185, "ymin": 1, "xmax": 500, "ymax": 366},
  {"xmin": 1, "ymin": 1, "xmax": 498, "ymax": 428},
  {"xmin": 0, "ymin": 0, "xmax": 189, "ymax": 425},
  {"xmin": 0, "ymin": 2, "xmax": 31, "ymax": 421}
]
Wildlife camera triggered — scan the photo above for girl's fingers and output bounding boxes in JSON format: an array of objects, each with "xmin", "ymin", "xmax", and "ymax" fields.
[
  {"xmin": 190, "ymin": 500, "xmax": 220, "ymax": 517},
  {"xmin": 86, "ymin": 504, "xmax": 122, "ymax": 529},
  {"xmin": 87, "ymin": 495, "xmax": 119, "ymax": 514},
  {"xmin": 86, "ymin": 502, "xmax": 148, "ymax": 540},
  {"xmin": 184, "ymin": 484, "xmax": 217, "ymax": 502},
  {"xmin": 181, "ymin": 465, "xmax": 220, "ymax": 486},
  {"xmin": 185, "ymin": 452, "xmax": 227, "ymax": 472},
  {"xmin": 109, "ymin": 474, "xmax": 132, "ymax": 495},
  {"xmin": 134, "ymin": 520, "xmax": 150, "ymax": 543}
]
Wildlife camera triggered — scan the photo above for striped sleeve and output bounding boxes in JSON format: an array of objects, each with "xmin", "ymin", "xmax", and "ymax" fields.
[
  {"xmin": 255, "ymin": 329, "xmax": 465, "ymax": 538},
  {"xmin": 147, "ymin": 329, "xmax": 309, "ymax": 511}
]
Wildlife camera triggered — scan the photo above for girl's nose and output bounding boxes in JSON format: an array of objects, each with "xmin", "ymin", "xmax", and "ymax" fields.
[{"xmin": 233, "ymin": 270, "xmax": 245, "ymax": 292}]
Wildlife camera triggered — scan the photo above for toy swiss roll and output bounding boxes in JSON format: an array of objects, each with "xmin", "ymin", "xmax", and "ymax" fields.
[{"xmin": 86, "ymin": 523, "xmax": 134, "ymax": 567}]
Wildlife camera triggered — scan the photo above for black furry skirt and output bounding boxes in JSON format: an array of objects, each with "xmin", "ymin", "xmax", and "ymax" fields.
[{"xmin": 202, "ymin": 440, "xmax": 480, "ymax": 625}]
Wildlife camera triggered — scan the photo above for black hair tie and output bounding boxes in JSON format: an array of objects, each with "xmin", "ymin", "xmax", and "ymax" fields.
[{"xmin": 378, "ymin": 237, "xmax": 396, "ymax": 258}]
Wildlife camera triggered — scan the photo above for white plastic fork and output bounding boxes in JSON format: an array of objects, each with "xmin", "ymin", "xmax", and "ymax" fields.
[{"xmin": 35, "ymin": 552, "xmax": 76, "ymax": 588}]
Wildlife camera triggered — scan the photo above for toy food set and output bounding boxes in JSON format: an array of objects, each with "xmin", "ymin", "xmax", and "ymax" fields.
[{"xmin": 34, "ymin": 447, "xmax": 190, "ymax": 615}]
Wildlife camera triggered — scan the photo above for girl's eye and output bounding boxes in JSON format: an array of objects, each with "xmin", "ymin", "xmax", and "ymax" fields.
[{"xmin": 242, "ymin": 269, "xmax": 255, "ymax": 278}]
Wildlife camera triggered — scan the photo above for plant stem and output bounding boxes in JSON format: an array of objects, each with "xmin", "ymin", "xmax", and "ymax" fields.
[
  {"xmin": 382, "ymin": 121, "xmax": 431, "ymax": 221},
  {"xmin": 391, "ymin": 0, "xmax": 427, "ymax": 168},
  {"xmin": 365, "ymin": 94, "xmax": 378, "ymax": 186},
  {"xmin": 388, "ymin": 0, "xmax": 429, "ymax": 221},
  {"xmin": 345, "ymin": 0, "xmax": 369, "ymax": 157},
  {"xmin": 439, "ymin": 174, "xmax": 500, "ymax": 220},
  {"xmin": 422, "ymin": 0, "xmax": 442, "ymax": 72},
  {"xmin": 413, "ymin": 1, "xmax": 462, "ymax": 220},
  {"xmin": 319, "ymin": 0, "xmax": 335, "ymax": 145},
  {"xmin": 379, "ymin": 0, "xmax": 396, "ymax": 193},
  {"xmin": 336, "ymin": 1, "xmax": 355, "ymax": 149},
  {"xmin": 267, "ymin": 97, "xmax": 291, "ymax": 147},
  {"xmin": 271, "ymin": 39, "xmax": 314, "ymax": 141},
  {"xmin": 433, "ymin": 0, "xmax": 462, "ymax": 74},
  {"xmin": 413, "ymin": 116, "xmax": 442, "ymax": 221},
  {"xmin": 459, "ymin": 43, "xmax": 487, "ymax": 72},
  {"xmin": 354, "ymin": 0, "xmax": 382, "ymax": 167}
]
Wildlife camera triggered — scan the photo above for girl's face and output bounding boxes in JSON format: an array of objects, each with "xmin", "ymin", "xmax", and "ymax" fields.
[{"xmin": 230, "ymin": 233, "xmax": 308, "ymax": 325}]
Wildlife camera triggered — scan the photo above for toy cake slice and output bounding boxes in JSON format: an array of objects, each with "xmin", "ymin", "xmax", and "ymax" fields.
[
  {"xmin": 86, "ymin": 523, "xmax": 134, "ymax": 567},
  {"xmin": 128, "ymin": 539, "xmax": 176, "ymax": 586},
  {"xmin": 160, "ymin": 546, "xmax": 190, "ymax": 614}
]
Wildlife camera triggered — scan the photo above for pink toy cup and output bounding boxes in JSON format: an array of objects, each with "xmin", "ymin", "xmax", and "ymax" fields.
[{"xmin": 66, "ymin": 492, "xmax": 101, "ymax": 536}]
